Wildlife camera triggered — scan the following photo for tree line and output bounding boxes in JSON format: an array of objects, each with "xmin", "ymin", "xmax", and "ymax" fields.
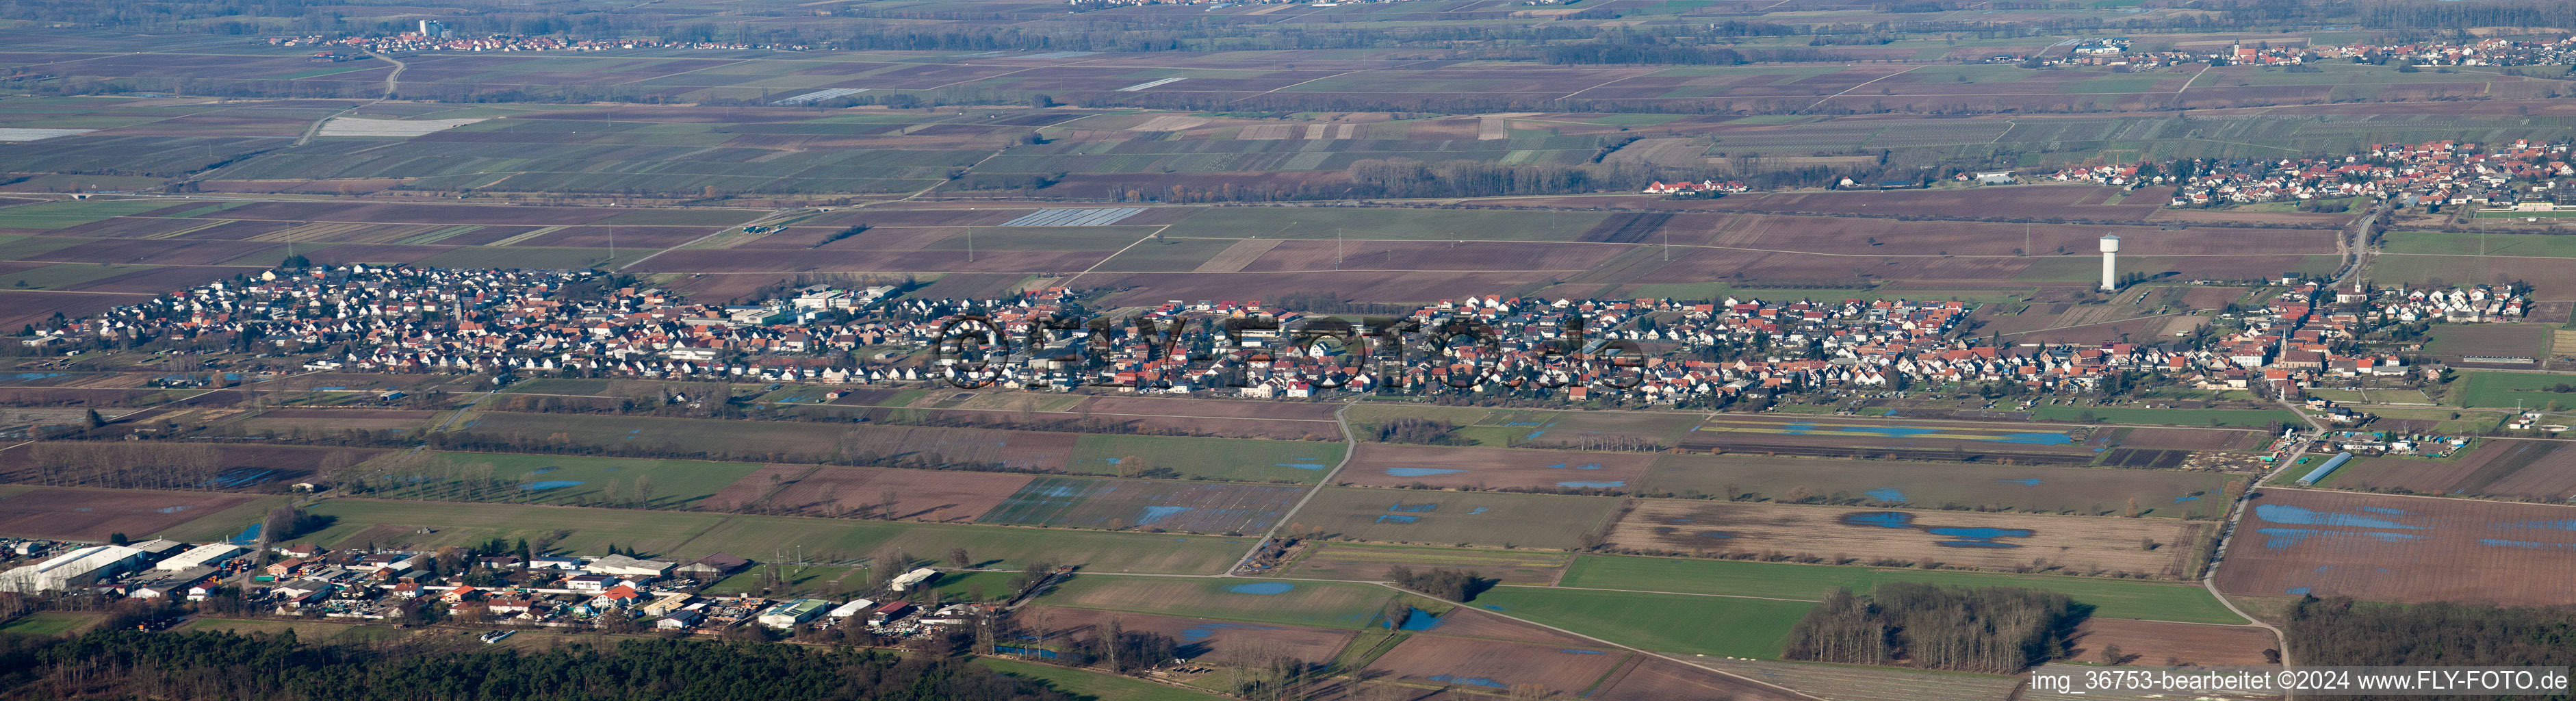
[
  {"xmin": 0, "ymin": 630, "xmax": 1083, "ymax": 701},
  {"xmin": 1783, "ymin": 583, "xmax": 2080, "ymax": 674},
  {"xmin": 2284, "ymin": 595, "xmax": 2576, "ymax": 698}
]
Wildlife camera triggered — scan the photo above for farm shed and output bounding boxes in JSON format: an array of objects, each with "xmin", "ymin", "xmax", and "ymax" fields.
[
  {"xmin": 829, "ymin": 598, "xmax": 878, "ymax": 618},
  {"xmin": 0, "ymin": 544, "xmax": 148, "ymax": 593},
  {"xmin": 888, "ymin": 567, "xmax": 940, "ymax": 591},
  {"xmin": 2297, "ymin": 452, "xmax": 2356, "ymax": 486},
  {"xmin": 589, "ymin": 554, "xmax": 674, "ymax": 578},
  {"xmin": 156, "ymin": 544, "xmax": 247, "ymax": 571},
  {"xmin": 758, "ymin": 599, "xmax": 832, "ymax": 628}
]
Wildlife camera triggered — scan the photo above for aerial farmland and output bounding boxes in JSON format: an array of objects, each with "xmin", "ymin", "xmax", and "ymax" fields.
[{"xmin": 3, "ymin": 0, "xmax": 2575, "ymax": 698}]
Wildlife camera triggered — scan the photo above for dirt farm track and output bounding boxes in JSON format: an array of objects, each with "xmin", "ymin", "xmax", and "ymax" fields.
[{"xmin": 2215, "ymin": 489, "xmax": 2576, "ymax": 607}]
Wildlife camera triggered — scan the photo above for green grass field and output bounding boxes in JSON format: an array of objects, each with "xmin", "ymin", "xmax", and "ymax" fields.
[
  {"xmin": 1278, "ymin": 543, "xmax": 1575, "ymax": 584},
  {"xmin": 288, "ymin": 498, "xmax": 1246, "ymax": 574},
  {"xmin": 1470, "ymin": 587, "xmax": 1812, "ymax": 658},
  {"xmin": 1297, "ymin": 487, "xmax": 1619, "ymax": 550},
  {"xmin": 2382, "ymin": 231, "xmax": 2576, "ymax": 258},
  {"xmin": 681, "ymin": 515, "xmax": 1250, "ymax": 574},
  {"xmin": 1085, "ymin": 237, "xmax": 1234, "ymax": 272},
  {"xmin": 405, "ymin": 452, "xmax": 764, "ymax": 509},
  {"xmin": 1038, "ymin": 576, "xmax": 1397, "ymax": 629},
  {"xmin": 978, "ymin": 657, "xmax": 1228, "ymax": 701},
  {"xmin": 296, "ymin": 499, "xmax": 724, "ymax": 556},
  {"xmin": 155, "ymin": 494, "xmax": 293, "ymax": 542},
  {"xmin": 2451, "ymin": 371, "xmax": 2576, "ymax": 409},
  {"xmin": 2422, "ymin": 324, "xmax": 2548, "ymax": 359},
  {"xmin": 2031, "ymin": 406, "xmax": 2302, "ymax": 429},
  {"xmin": 1067, "ymin": 434, "xmax": 1343, "ymax": 483},
  {"xmin": 1554, "ymin": 555, "xmax": 2244, "ymax": 624},
  {"xmin": 0, "ymin": 612, "xmax": 96, "ymax": 636},
  {"xmin": 0, "ymin": 263, "xmax": 157, "ymax": 290},
  {"xmin": 0, "ymin": 199, "xmax": 177, "ymax": 229}
]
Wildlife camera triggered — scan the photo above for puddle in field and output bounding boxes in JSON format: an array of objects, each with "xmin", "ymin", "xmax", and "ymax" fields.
[
  {"xmin": 1181, "ymin": 622, "xmax": 1281, "ymax": 641},
  {"xmin": 1840, "ymin": 511, "xmax": 2034, "ymax": 548},
  {"xmin": 1227, "ymin": 583, "xmax": 1294, "ymax": 595},
  {"xmin": 1777, "ymin": 422, "xmax": 2074, "ymax": 445},
  {"xmin": 1393, "ymin": 609, "xmax": 1443, "ymax": 631},
  {"xmin": 1386, "ymin": 467, "xmax": 1463, "ymax": 477},
  {"xmin": 1864, "ymin": 487, "xmax": 1907, "ymax": 502},
  {"xmin": 2254, "ymin": 505, "xmax": 2423, "ymax": 529},
  {"xmin": 1427, "ymin": 675, "xmax": 1507, "ymax": 689}
]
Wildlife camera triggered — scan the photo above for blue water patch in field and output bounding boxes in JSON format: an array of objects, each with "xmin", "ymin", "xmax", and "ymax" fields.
[
  {"xmin": 1560, "ymin": 649, "xmax": 1608, "ymax": 655},
  {"xmin": 315, "ymin": 386, "xmax": 346, "ymax": 391},
  {"xmin": 2361, "ymin": 506, "xmax": 2408, "ymax": 515},
  {"xmin": 1100, "ymin": 457, "xmax": 1121, "ymax": 464},
  {"xmin": 1525, "ymin": 431, "xmax": 1546, "ymax": 439},
  {"xmin": 2500, "ymin": 519, "xmax": 2576, "ymax": 532},
  {"xmin": 1137, "ymin": 506, "xmax": 1193, "ymax": 526},
  {"xmin": 1482, "ymin": 604, "xmax": 1505, "ymax": 611},
  {"xmin": 1181, "ymin": 622, "xmax": 1281, "ymax": 641},
  {"xmin": 2480, "ymin": 538, "xmax": 2571, "ymax": 550},
  {"xmin": 603, "ymin": 467, "xmax": 623, "ymax": 472},
  {"xmin": 1389, "ymin": 502, "xmax": 1439, "ymax": 512},
  {"xmin": 2256, "ymin": 528, "xmax": 2316, "ymax": 548},
  {"xmin": 1500, "ymin": 421, "xmax": 1548, "ymax": 426},
  {"xmin": 1227, "ymin": 583, "xmax": 1294, "ymax": 595},
  {"xmin": 1395, "ymin": 609, "xmax": 1443, "ymax": 631},
  {"xmin": 1376, "ymin": 515, "xmax": 1421, "ymax": 524},
  {"xmin": 532, "ymin": 466, "xmax": 558, "ymax": 475},
  {"xmin": 1928, "ymin": 526, "xmax": 2031, "ymax": 548},
  {"xmin": 2254, "ymin": 505, "xmax": 2423, "ymax": 529},
  {"xmin": 1468, "ymin": 507, "xmax": 1488, "ymax": 515},
  {"xmin": 524, "ymin": 481, "xmax": 584, "ymax": 490},
  {"xmin": 11, "ymin": 372, "xmax": 61, "ymax": 380},
  {"xmin": 203, "ymin": 468, "xmax": 281, "ymax": 489},
  {"xmin": 2365, "ymin": 532, "xmax": 2423, "ymax": 543},
  {"xmin": 2174, "ymin": 496, "xmax": 2200, "ymax": 503},
  {"xmin": 227, "ymin": 523, "xmax": 262, "ymax": 545},
  {"xmin": 1698, "ymin": 531, "xmax": 1734, "ymax": 539},
  {"xmin": 1427, "ymin": 676, "xmax": 1507, "ymax": 689},
  {"xmin": 1777, "ymin": 423, "xmax": 2072, "ymax": 445},
  {"xmin": 1542, "ymin": 462, "xmax": 1603, "ymax": 470},
  {"xmin": 1883, "ymin": 409, "xmax": 1900, "ymax": 417},
  {"xmin": 1864, "ymin": 487, "xmax": 1907, "ymax": 502},
  {"xmin": 157, "ymin": 505, "xmax": 192, "ymax": 513},
  {"xmin": 1558, "ymin": 481, "xmax": 1625, "ymax": 488},
  {"xmin": 2285, "ymin": 587, "xmax": 2312, "ymax": 596},
  {"xmin": 1386, "ymin": 468, "xmax": 1465, "ymax": 477},
  {"xmin": 1031, "ymin": 483, "xmax": 1089, "ymax": 498},
  {"xmin": 1842, "ymin": 512, "xmax": 1914, "ymax": 528},
  {"xmin": 1278, "ymin": 461, "xmax": 1325, "ymax": 470},
  {"xmin": 994, "ymin": 646, "xmax": 1059, "ymax": 659},
  {"xmin": 1996, "ymin": 479, "xmax": 2044, "ymax": 487}
]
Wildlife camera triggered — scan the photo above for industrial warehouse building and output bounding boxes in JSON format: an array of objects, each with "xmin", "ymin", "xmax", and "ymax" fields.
[{"xmin": 0, "ymin": 544, "xmax": 151, "ymax": 593}]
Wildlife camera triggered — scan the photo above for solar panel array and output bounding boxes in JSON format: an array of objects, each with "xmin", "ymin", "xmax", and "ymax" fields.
[{"xmin": 999, "ymin": 208, "xmax": 1146, "ymax": 227}]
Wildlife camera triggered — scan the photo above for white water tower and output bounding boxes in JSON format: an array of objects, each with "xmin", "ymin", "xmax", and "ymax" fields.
[{"xmin": 2098, "ymin": 235, "xmax": 2120, "ymax": 292}]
